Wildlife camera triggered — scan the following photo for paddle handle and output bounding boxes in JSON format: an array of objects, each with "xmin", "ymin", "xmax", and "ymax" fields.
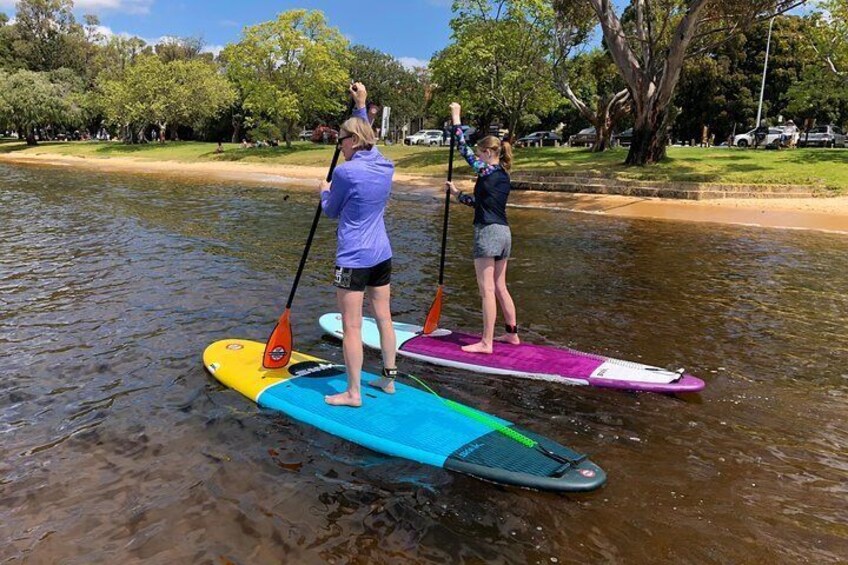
[
  {"xmin": 284, "ymin": 94, "xmax": 355, "ymax": 310},
  {"xmin": 437, "ymin": 133, "xmax": 455, "ymax": 285}
]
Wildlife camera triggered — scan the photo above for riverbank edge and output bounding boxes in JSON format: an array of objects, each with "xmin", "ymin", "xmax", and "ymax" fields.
[{"xmin": 2, "ymin": 152, "xmax": 847, "ymax": 234}]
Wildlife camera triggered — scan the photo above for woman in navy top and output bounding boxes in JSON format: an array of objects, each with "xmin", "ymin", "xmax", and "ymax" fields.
[
  {"xmin": 445, "ymin": 102, "xmax": 520, "ymax": 353},
  {"xmin": 321, "ymin": 82, "xmax": 397, "ymax": 407}
]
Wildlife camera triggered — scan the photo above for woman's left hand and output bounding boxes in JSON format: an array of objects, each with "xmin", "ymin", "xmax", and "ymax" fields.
[{"xmin": 320, "ymin": 179, "xmax": 331, "ymax": 193}]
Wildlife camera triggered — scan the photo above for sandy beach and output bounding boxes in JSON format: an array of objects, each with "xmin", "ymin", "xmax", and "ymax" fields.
[{"xmin": 3, "ymin": 151, "xmax": 847, "ymax": 234}]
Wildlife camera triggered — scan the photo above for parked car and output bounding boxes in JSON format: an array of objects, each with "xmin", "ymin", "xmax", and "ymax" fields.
[
  {"xmin": 405, "ymin": 129, "xmax": 443, "ymax": 145},
  {"xmin": 798, "ymin": 125, "xmax": 846, "ymax": 148},
  {"xmin": 613, "ymin": 128, "xmax": 634, "ymax": 147},
  {"xmin": 311, "ymin": 126, "xmax": 338, "ymax": 144},
  {"xmin": 298, "ymin": 129, "xmax": 313, "ymax": 141},
  {"xmin": 422, "ymin": 131, "xmax": 445, "ymax": 146},
  {"xmin": 569, "ymin": 127, "xmax": 596, "ymax": 147},
  {"xmin": 517, "ymin": 131, "xmax": 562, "ymax": 147},
  {"xmin": 733, "ymin": 127, "xmax": 784, "ymax": 148}
]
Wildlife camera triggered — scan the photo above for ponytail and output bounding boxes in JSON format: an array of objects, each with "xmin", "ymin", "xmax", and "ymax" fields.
[{"xmin": 499, "ymin": 140, "xmax": 513, "ymax": 171}]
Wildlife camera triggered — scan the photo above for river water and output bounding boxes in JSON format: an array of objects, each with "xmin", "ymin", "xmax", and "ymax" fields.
[{"xmin": 1, "ymin": 163, "xmax": 846, "ymax": 564}]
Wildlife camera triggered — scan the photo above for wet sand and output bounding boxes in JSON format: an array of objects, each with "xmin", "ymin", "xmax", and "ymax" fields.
[{"xmin": 2, "ymin": 151, "xmax": 847, "ymax": 234}]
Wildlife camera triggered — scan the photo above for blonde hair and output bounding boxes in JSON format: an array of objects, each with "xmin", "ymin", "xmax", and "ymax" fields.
[
  {"xmin": 477, "ymin": 135, "xmax": 513, "ymax": 171},
  {"xmin": 340, "ymin": 117, "xmax": 376, "ymax": 149}
]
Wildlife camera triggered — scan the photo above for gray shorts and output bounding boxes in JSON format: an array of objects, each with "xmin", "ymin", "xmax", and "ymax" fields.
[{"xmin": 473, "ymin": 223, "xmax": 512, "ymax": 260}]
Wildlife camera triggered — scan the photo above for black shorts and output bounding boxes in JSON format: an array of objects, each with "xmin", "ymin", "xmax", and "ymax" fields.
[{"xmin": 333, "ymin": 258, "xmax": 392, "ymax": 292}]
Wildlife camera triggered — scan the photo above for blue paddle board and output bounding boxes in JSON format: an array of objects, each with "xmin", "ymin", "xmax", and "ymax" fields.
[{"xmin": 203, "ymin": 339, "xmax": 605, "ymax": 492}]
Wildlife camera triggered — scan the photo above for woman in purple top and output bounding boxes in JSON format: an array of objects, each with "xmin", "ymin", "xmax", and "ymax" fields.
[{"xmin": 320, "ymin": 82, "xmax": 397, "ymax": 407}]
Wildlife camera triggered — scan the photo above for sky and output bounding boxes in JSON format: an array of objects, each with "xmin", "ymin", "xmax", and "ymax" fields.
[{"xmin": 0, "ymin": 0, "xmax": 455, "ymax": 67}]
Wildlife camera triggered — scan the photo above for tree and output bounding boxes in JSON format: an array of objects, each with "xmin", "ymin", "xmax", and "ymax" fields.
[
  {"xmin": 0, "ymin": 14, "xmax": 20, "ymax": 71},
  {"xmin": 555, "ymin": 0, "xmax": 807, "ymax": 165},
  {"xmin": 99, "ymin": 54, "xmax": 235, "ymax": 142},
  {"xmin": 556, "ymin": 49, "xmax": 630, "ymax": 151},
  {"xmin": 807, "ymin": 0, "xmax": 848, "ymax": 83},
  {"xmin": 221, "ymin": 10, "xmax": 350, "ymax": 147},
  {"xmin": 0, "ymin": 69, "xmax": 80, "ymax": 144},
  {"xmin": 430, "ymin": 0, "xmax": 561, "ymax": 138},
  {"xmin": 95, "ymin": 35, "xmax": 150, "ymax": 81},
  {"xmin": 154, "ymin": 37, "xmax": 212, "ymax": 63},
  {"xmin": 673, "ymin": 15, "xmax": 811, "ymax": 144},
  {"xmin": 551, "ymin": 2, "xmax": 629, "ymax": 151},
  {"xmin": 347, "ymin": 45, "xmax": 426, "ymax": 140},
  {"xmin": 11, "ymin": 0, "xmax": 90, "ymax": 74}
]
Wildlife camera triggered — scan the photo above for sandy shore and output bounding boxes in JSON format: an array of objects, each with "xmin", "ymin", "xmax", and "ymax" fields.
[{"xmin": 3, "ymin": 152, "xmax": 847, "ymax": 234}]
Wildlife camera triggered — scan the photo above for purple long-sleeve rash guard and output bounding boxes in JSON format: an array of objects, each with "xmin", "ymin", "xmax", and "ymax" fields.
[{"xmin": 320, "ymin": 106, "xmax": 394, "ymax": 268}]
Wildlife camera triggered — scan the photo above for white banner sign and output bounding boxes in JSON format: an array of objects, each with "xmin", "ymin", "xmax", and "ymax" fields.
[{"xmin": 381, "ymin": 106, "xmax": 391, "ymax": 139}]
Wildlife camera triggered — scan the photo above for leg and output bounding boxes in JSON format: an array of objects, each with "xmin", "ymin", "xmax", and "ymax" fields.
[
  {"xmin": 462, "ymin": 258, "xmax": 496, "ymax": 354},
  {"xmin": 325, "ymin": 288, "xmax": 364, "ymax": 407},
  {"xmin": 494, "ymin": 259, "xmax": 520, "ymax": 345},
  {"xmin": 367, "ymin": 283, "xmax": 397, "ymax": 394}
]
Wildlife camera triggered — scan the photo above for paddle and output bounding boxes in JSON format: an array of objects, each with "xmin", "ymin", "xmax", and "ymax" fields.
[
  {"xmin": 422, "ymin": 130, "xmax": 455, "ymax": 334},
  {"xmin": 263, "ymin": 88, "xmax": 357, "ymax": 369}
]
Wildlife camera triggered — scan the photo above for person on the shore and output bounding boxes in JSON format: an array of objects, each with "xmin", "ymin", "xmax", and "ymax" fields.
[
  {"xmin": 444, "ymin": 102, "xmax": 519, "ymax": 354},
  {"xmin": 321, "ymin": 82, "xmax": 397, "ymax": 407}
]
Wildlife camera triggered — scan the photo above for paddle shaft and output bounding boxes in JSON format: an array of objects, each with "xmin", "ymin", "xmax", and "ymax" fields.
[
  {"xmin": 284, "ymin": 97, "xmax": 355, "ymax": 310},
  {"xmin": 284, "ymin": 150, "xmax": 342, "ymax": 310},
  {"xmin": 437, "ymin": 134, "xmax": 455, "ymax": 285}
]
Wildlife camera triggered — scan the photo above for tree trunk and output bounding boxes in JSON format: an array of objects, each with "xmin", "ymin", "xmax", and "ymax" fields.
[
  {"xmin": 625, "ymin": 106, "xmax": 670, "ymax": 165},
  {"xmin": 592, "ymin": 121, "xmax": 611, "ymax": 152},
  {"xmin": 25, "ymin": 126, "xmax": 37, "ymax": 146},
  {"xmin": 284, "ymin": 120, "xmax": 293, "ymax": 149},
  {"xmin": 231, "ymin": 117, "xmax": 242, "ymax": 144}
]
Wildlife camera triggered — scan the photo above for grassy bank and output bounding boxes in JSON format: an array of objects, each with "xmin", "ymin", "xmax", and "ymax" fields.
[{"xmin": 2, "ymin": 139, "xmax": 847, "ymax": 191}]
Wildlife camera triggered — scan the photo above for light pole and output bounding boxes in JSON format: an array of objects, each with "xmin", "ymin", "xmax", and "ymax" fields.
[{"xmin": 755, "ymin": 16, "xmax": 776, "ymax": 128}]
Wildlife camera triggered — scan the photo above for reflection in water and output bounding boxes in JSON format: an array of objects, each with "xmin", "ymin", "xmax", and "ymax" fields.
[{"xmin": 1, "ymin": 163, "xmax": 846, "ymax": 563}]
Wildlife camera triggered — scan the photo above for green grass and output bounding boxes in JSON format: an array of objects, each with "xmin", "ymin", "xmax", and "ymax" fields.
[{"xmin": 2, "ymin": 139, "xmax": 847, "ymax": 192}]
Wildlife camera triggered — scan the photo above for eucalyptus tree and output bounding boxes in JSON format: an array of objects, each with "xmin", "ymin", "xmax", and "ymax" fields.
[
  {"xmin": 11, "ymin": 0, "xmax": 91, "ymax": 74},
  {"xmin": 221, "ymin": 9, "xmax": 350, "ymax": 147},
  {"xmin": 554, "ymin": 0, "xmax": 808, "ymax": 165},
  {"xmin": 807, "ymin": 0, "xmax": 848, "ymax": 83}
]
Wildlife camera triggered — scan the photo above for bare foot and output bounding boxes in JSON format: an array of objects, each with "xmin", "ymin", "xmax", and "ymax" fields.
[
  {"xmin": 495, "ymin": 334, "xmax": 520, "ymax": 345},
  {"xmin": 461, "ymin": 341, "xmax": 493, "ymax": 354},
  {"xmin": 324, "ymin": 391, "xmax": 362, "ymax": 407},
  {"xmin": 369, "ymin": 377, "xmax": 395, "ymax": 394}
]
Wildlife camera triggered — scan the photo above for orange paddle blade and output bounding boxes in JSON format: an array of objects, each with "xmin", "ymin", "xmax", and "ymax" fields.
[
  {"xmin": 263, "ymin": 308, "xmax": 293, "ymax": 369},
  {"xmin": 422, "ymin": 285, "xmax": 444, "ymax": 334}
]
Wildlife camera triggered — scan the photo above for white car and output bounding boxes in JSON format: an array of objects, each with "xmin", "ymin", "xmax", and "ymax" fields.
[
  {"xmin": 734, "ymin": 127, "xmax": 784, "ymax": 148},
  {"xmin": 405, "ymin": 129, "xmax": 443, "ymax": 145}
]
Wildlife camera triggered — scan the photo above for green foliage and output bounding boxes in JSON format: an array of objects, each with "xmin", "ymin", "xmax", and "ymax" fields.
[
  {"xmin": 99, "ymin": 54, "xmax": 236, "ymax": 137},
  {"xmin": 0, "ymin": 14, "xmax": 20, "ymax": 71},
  {"xmin": 808, "ymin": 0, "xmax": 848, "ymax": 82},
  {"xmin": 0, "ymin": 68, "xmax": 81, "ymax": 141},
  {"xmin": 11, "ymin": 0, "xmax": 88, "ymax": 74},
  {"xmin": 430, "ymin": 0, "xmax": 561, "ymax": 136},
  {"xmin": 347, "ymin": 45, "xmax": 425, "ymax": 135},
  {"xmin": 673, "ymin": 16, "xmax": 811, "ymax": 143},
  {"xmin": 222, "ymin": 9, "xmax": 350, "ymax": 144}
]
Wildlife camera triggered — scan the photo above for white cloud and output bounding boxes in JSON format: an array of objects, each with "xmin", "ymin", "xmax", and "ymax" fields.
[
  {"xmin": 73, "ymin": 0, "xmax": 153, "ymax": 15},
  {"xmin": 0, "ymin": 0, "xmax": 153, "ymax": 14},
  {"xmin": 398, "ymin": 56, "xmax": 430, "ymax": 70}
]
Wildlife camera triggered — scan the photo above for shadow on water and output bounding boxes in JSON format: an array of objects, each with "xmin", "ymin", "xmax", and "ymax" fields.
[{"xmin": 1, "ymin": 162, "xmax": 846, "ymax": 563}]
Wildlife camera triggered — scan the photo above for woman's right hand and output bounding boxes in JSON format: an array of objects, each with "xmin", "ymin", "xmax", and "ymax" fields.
[
  {"xmin": 445, "ymin": 181, "xmax": 460, "ymax": 196},
  {"xmin": 449, "ymin": 102, "xmax": 461, "ymax": 124},
  {"xmin": 351, "ymin": 82, "xmax": 367, "ymax": 109}
]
